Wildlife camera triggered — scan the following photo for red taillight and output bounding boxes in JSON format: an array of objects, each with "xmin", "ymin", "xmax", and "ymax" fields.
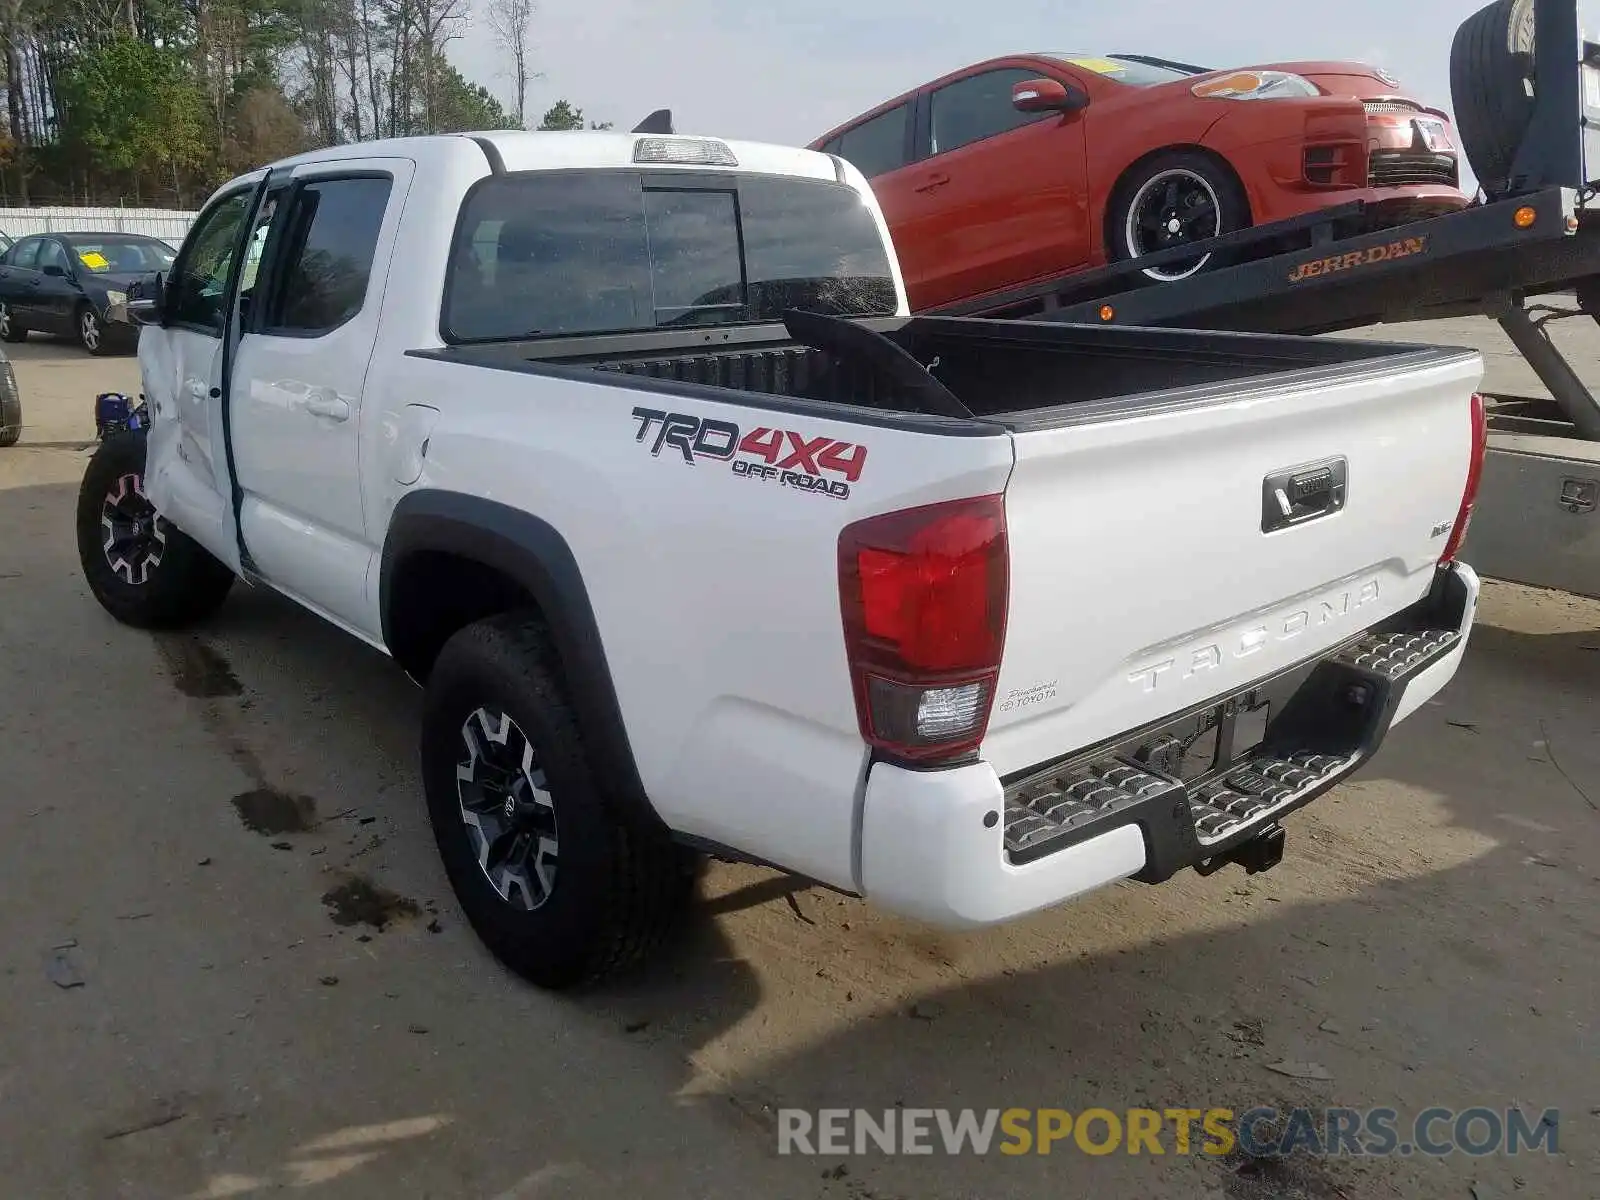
[
  {"xmin": 1439, "ymin": 391, "xmax": 1488, "ymax": 565},
  {"xmin": 838, "ymin": 495, "xmax": 1009, "ymax": 764}
]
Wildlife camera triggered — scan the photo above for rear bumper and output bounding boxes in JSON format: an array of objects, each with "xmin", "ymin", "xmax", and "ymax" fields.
[{"xmin": 858, "ymin": 561, "xmax": 1479, "ymax": 928}]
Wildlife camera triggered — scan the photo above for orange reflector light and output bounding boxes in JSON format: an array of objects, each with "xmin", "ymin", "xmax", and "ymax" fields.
[
  {"xmin": 1099, "ymin": 304, "xmax": 1116, "ymax": 322},
  {"xmin": 1514, "ymin": 206, "xmax": 1537, "ymax": 229}
]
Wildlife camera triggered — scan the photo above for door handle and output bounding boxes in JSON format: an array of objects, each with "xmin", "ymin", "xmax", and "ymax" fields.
[
  {"xmin": 27, "ymin": 278, "xmax": 41, "ymax": 288},
  {"xmin": 913, "ymin": 173, "xmax": 951, "ymax": 193},
  {"xmin": 303, "ymin": 391, "xmax": 351, "ymax": 422},
  {"xmin": 1261, "ymin": 457, "xmax": 1348, "ymax": 533}
]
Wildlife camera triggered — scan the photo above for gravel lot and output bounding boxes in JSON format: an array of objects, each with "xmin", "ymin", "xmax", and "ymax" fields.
[{"xmin": 1, "ymin": 323, "xmax": 1596, "ymax": 1200}]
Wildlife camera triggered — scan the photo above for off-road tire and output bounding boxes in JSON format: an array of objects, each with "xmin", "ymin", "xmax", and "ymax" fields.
[
  {"xmin": 422, "ymin": 612, "xmax": 697, "ymax": 990},
  {"xmin": 1450, "ymin": 0, "xmax": 1537, "ymax": 197},
  {"xmin": 75, "ymin": 431, "xmax": 235, "ymax": 627}
]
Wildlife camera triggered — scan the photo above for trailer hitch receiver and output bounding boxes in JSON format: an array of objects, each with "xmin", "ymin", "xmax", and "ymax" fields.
[{"xmin": 1195, "ymin": 823, "xmax": 1287, "ymax": 877}]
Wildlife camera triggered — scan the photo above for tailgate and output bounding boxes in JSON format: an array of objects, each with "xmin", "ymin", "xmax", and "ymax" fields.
[{"xmin": 984, "ymin": 348, "xmax": 1482, "ymax": 779}]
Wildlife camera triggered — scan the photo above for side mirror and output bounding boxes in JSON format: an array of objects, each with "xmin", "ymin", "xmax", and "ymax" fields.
[
  {"xmin": 41, "ymin": 263, "xmax": 66, "ymax": 278},
  {"xmin": 127, "ymin": 273, "xmax": 165, "ymax": 326},
  {"xmin": 1012, "ymin": 77, "xmax": 1090, "ymax": 114}
]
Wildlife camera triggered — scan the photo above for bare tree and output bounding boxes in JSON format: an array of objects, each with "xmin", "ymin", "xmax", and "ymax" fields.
[
  {"xmin": 0, "ymin": 0, "xmax": 30, "ymax": 201},
  {"xmin": 483, "ymin": 0, "xmax": 535, "ymax": 128},
  {"xmin": 358, "ymin": 0, "xmax": 385, "ymax": 133},
  {"xmin": 411, "ymin": 0, "xmax": 467, "ymax": 133}
]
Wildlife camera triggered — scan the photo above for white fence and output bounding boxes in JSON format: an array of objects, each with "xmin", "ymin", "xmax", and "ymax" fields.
[{"xmin": 0, "ymin": 206, "xmax": 197, "ymax": 245}]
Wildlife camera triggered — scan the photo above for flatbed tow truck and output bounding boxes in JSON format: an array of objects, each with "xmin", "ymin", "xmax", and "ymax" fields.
[{"xmin": 930, "ymin": 0, "xmax": 1600, "ymax": 600}]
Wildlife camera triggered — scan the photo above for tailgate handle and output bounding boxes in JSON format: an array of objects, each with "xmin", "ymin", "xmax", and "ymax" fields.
[{"xmin": 1262, "ymin": 457, "xmax": 1347, "ymax": 533}]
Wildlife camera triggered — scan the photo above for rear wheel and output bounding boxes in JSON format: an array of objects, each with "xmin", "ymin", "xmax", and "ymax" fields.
[
  {"xmin": 421, "ymin": 612, "xmax": 697, "ymax": 990},
  {"xmin": 1109, "ymin": 152, "xmax": 1250, "ymax": 283},
  {"xmin": 75, "ymin": 431, "xmax": 235, "ymax": 627},
  {"xmin": 1449, "ymin": 0, "xmax": 1536, "ymax": 197},
  {"xmin": 0, "ymin": 302, "xmax": 27, "ymax": 343}
]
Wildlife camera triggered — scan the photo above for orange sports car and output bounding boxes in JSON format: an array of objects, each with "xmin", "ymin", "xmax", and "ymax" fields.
[{"xmin": 810, "ymin": 53, "xmax": 1468, "ymax": 311}]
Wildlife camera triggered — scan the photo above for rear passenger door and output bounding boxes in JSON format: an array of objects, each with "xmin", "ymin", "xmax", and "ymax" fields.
[
  {"xmin": 895, "ymin": 67, "xmax": 1091, "ymax": 309},
  {"xmin": 228, "ymin": 161, "xmax": 412, "ymax": 637},
  {"xmin": 821, "ymin": 102, "xmax": 918, "ymax": 274},
  {"xmin": 0, "ymin": 237, "xmax": 43, "ymax": 329}
]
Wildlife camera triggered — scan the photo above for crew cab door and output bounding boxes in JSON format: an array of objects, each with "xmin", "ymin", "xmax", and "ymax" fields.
[
  {"xmin": 894, "ymin": 67, "xmax": 1090, "ymax": 310},
  {"xmin": 141, "ymin": 180, "xmax": 265, "ymax": 572},
  {"xmin": 227, "ymin": 161, "xmax": 411, "ymax": 637}
]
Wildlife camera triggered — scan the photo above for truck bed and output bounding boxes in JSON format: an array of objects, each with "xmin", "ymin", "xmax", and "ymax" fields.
[
  {"xmin": 427, "ymin": 315, "xmax": 1458, "ymax": 425},
  {"xmin": 389, "ymin": 270, "xmax": 1484, "ymax": 914}
]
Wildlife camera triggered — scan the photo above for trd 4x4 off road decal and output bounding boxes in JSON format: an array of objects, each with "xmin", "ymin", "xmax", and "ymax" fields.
[{"xmin": 630, "ymin": 407, "xmax": 867, "ymax": 500}]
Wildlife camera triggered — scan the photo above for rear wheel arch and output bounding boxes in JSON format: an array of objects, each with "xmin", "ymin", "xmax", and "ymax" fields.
[{"xmin": 381, "ymin": 490, "xmax": 656, "ymax": 824}]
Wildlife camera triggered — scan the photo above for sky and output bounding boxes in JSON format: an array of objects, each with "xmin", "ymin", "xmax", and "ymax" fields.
[{"xmin": 450, "ymin": 0, "xmax": 1470, "ymax": 151}]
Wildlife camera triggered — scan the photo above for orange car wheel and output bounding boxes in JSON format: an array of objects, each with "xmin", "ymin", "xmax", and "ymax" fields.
[{"xmin": 1109, "ymin": 151, "xmax": 1250, "ymax": 284}]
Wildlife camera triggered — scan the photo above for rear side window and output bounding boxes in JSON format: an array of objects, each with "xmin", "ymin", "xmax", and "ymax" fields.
[
  {"xmin": 442, "ymin": 171, "xmax": 898, "ymax": 342},
  {"xmin": 929, "ymin": 69, "xmax": 1052, "ymax": 156},
  {"xmin": 835, "ymin": 105, "xmax": 910, "ymax": 178},
  {"xmin": 7, "ymin": 238, "xmax": 40, "ymax": 268},
  {"xmin": 262, "ymin": 176, "xmax": 392, "ymax": 334}
]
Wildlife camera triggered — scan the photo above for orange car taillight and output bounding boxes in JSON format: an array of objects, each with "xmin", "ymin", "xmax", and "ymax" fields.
[{"xmin": 838, "ymin": 495, "xmax": 1009, "ymax": 764}]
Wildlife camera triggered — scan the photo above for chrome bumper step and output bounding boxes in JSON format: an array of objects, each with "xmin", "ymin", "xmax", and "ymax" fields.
[{"xmin": 1000, "ymin": 622, "xmax": 1463, "ymax": 869}]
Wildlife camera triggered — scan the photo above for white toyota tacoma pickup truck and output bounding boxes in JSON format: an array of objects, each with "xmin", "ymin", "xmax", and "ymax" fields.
[{"xmin": 75, "ymin": 129, "xmax": 1485, "ymax": 989}]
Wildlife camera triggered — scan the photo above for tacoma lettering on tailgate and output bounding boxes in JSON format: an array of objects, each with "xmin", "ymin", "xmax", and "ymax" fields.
[
  {"xmin": 630, "ymin": 407, "xmax": 868, "ymax": 500},
  {"xmin": 1128, "ymin": 579, "xmax": 1382, "ymax": 694}
]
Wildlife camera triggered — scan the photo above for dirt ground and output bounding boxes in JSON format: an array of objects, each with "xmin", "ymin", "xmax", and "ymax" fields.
[{"xmin": 0, "ymin": 324, "xmax": 1596, "ymax": 1200}]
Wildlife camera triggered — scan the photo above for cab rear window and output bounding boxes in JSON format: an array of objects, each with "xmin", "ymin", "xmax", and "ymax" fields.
[{"xmin": 442, "ymin": 170, "xmax": 898, "ymax": 342}]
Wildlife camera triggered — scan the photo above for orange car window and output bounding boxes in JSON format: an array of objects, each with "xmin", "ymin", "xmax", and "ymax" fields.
[
  {"xmin": 930, "ymin": 68, "xmax": 1050, "ymax": 156},
  {"xmin": 837, "ymin": 104, "xmax": 910, "ymax": 179}
]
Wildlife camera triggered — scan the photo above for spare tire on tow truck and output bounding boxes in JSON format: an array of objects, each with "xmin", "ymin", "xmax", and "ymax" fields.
[{"xmin": 1450, "ymin": 0, "xmax": 1538, "ymax": 197}]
